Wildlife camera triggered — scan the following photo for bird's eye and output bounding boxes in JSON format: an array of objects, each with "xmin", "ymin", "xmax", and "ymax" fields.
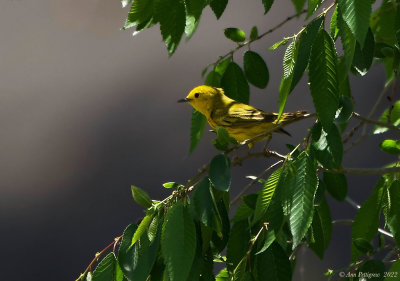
[{"xmin": 194, "ymin": 93, "xmax": 200, "ymax": 98}]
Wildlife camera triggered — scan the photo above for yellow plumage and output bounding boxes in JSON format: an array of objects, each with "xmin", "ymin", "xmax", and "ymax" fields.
[{"xmin": 179, "ymin": 85, "xmax": 307, "ymax": 148}]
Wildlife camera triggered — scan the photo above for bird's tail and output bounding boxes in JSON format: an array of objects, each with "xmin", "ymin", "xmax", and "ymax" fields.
[{"xmin": 278, "ymin": 110, "xmax": 309, "ymax": 123}]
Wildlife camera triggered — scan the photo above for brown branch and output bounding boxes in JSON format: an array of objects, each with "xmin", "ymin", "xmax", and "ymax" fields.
[
  {"xmin": 322, "ymin": 166, "xmax": 400, "ymax": 175},
  {"xmin": 352, "ymin": 112, "xmax": 400, "ymax": 133}
]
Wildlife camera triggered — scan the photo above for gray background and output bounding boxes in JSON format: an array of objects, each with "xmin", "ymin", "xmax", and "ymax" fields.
[{"xmin": 0, "ymin": 0, "xmax": 397, "ymax": 280}]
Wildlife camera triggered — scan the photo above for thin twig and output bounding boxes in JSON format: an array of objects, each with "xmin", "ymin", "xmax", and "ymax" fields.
[
  {"xmin": 230, "ymin": 160, "xmax": 284, "ymax": 205},
  {"xmin": 352, "ymin": 112, "xmax": 400, "ymax": 133},
  {"xmin": 322, "ymin": 166, "xmax": 400, "ymax": 175},
  {"xmin": 332, "ymin": 219, "xmax": 394, "ymax": 239}
]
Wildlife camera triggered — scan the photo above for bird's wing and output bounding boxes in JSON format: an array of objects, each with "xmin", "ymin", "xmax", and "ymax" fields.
[{"xmin": 221, "ymin": 103, "xmax": 278, "ymax": 127}]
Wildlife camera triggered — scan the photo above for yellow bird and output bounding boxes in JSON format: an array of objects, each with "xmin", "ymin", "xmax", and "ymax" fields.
[{"xmin": 178, "ymin": 85, "xmax": 308, "ymax": 148}]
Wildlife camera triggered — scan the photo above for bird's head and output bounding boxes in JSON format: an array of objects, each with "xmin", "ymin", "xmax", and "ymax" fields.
[{"xmin": 178, "ymin": 85, "xmax": 224, "ymax": 116}]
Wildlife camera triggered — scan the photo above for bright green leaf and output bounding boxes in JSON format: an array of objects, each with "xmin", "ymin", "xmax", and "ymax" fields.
[
  {"xmin": 131, "ymin": 185, "xmax": 153, "ymax": 208},
  {"xmin": 387, "ymin": 180, "xmax": 400, "ymax": 245},
  {"xmin": 330, "ymin": 6, "xmax": 339, "ymax": 40},
  {"xmin": 92, "ymin": 253, "xmax": 116, "ymax": 281},
  {"xmin": 309, "ymin": 29, "xmax": 339, "ymax": 130},
  {"xmin": 161, "ymin": 202, "xmax": 196, "ymax": 281},
  {"xmin": 123, "ymin": 0, "xmax": 155, "ymax": 30},
  {"xmin": 163, "ymin": 182, "xmax": 183, "ymax": 189},
  {"xmin": 209, "ymin": 154, "xmax": 231, "ymax": 192},
  {"xmin": 380, "ymin": 139, "xmax": 400, "ymax": 155},
  {"xmin": 215, "ymin": 58, "xmax": 231, "ymax": 75},
  {"xmin": 373, "ymin": 101, "xmax": 400, "ymax": 134},
  {"xmin": 268, "ymin": 38, "xmax": 289, "ymax": 50},
  {"xmin": 221, "ymin": 62, "xmax": 250, "ymax": 104},
  {"xmin": 307, "ymin": 0, "xmax": 322, "ymax": 19},
  {"xmin": 185, "ymin": 0, "xmax": 206, "ymax": 39},
  {"xmin": 278, "ymin": 40, "xmax": 296, "ymax": 119},
  {"xmin": 224, "ymin": 28, "xmax": 246, "ymax": 43},
  {"xmin": 243, "ymin": 51, "xmax": 269, "ymax": 89},
  {"xmin": 189, "ymin": 109, "xmax": 207, "ymax": 154},
  {"xmin": 130, "ymin": 212, "xmax": 154, "ymax": 248},
  {"xmin": 337, "ymin": 0, "xmax": 372, "ymax": 47}
]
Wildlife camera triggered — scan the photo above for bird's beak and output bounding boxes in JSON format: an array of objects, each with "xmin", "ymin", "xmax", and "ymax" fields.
[{"xmin": 177, "ymin": 97, "xmax": 191, "ymax": 103}]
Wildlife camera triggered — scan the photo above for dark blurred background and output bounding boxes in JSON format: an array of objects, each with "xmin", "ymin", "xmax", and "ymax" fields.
[{"xmin": 0, "ymin": 0, "xmax": 397, "ymax": 280}]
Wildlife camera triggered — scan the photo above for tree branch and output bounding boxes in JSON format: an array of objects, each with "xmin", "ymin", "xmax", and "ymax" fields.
[{"xmin": 322, "ymin": 166, "xmax": 400, "ymax": 175}]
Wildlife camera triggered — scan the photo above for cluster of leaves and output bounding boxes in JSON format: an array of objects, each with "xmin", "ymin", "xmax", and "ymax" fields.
[{"xmin": 78, "ymin": 0, "xmax": 400, "ymax": 280}]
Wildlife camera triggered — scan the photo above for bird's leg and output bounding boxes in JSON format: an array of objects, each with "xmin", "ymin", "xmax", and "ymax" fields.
[{"xmin": 262, "ymin": 134, "xmax": 272, "ymax": 153}]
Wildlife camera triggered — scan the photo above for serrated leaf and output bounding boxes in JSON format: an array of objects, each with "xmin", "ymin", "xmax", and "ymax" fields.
[
  {"xmin": 185, "ymin": 0, "xmax": 206, "ymax": 39},
  {"xmin": 221, "ymin": 62, "xmax": 250, "ymax": 104},
  {"xmin": 337, "ymin": 9, "xmax": 356, "ymax": 74},
  {"xmin": 123, "ymin": 0, "xmax": 155, "ymax": 30},
  {"xmin": 335, "ymin": 95, "xmax": 354, "ymax": 123},
  {"xmin": 278, "ymin": 40, "xmax": 296, "ymax": 119},
  {"xmin": 191, "ymin": 177, "xmax": 214, "ymax": 227},
  {"xmin": 307, "ymin": 0, "xmax": 322, "ymax": 19},
  {"xmin": 269, "ymin": 38, "xmax": 289, "ymax": 50},
  {"xmin": 370, "ymin": 0, "xmax": 398, "ymax": 46},
  {"xmin": 291, "ymin": 0, "xmax": 306, "ymax": 14},
  {"xmin": 352, "ymin": 28, "xmax": 375, "ymax": 76},
  {"xmin": 252, "ymin": 168, "xmax": 282, "ymax": 224},
  {"xmin": 254, "ymin": 242, "xmax": 292, "ymax": 281},
  {"xmin": 282, "ymin": 151, "xmax": 318, "ymax": 248},
  {"xmin": 209, "ymin": 154, "xmax": 231, "ymax": 192},
  {"xmin": 92, "ymin": 253, "xmax": 116, "ymax": 281},
  {"xmin": 250, "ymin": 26, "xmax": 258, "ymax": 41},
  {"xmin": 130, "ymin": 213, "xmax": 154, "ymax": 248},
  {"xmin": 323, "ymin": 172, "xmax": 347, "ymax": 201},
  {"xmin": 309, "ymin": 29, "xmax": 339, "ymax": 130},
  {"xmin": 337, "ymin": 0, "xmax": 372, "ymax": 47},
  {"xmin": 189, "ymin": 109, "xmax": 207, "ymax": 154},
  {"xmin": 373, "ymin": 101, "xmax": 400, "ymax": 134},
  {"xmin": 255, "ymin": 230, "xmax": 276, "ymax": 255},
  {"xmin": 351, "ymin": 177, "xmax": 386, "ymax": 261},
  {"xmin": 205, "ymin": 70, "xmax": 221, "ymax": 87},
  {"xmin": 243, "ymin": 51, "xmax": 269, "ymax": 89},
  {"xmin": 216, "ymin": 268, "xmax": 229, "ymax": 281},
  {"xmin": 232, "ymin": 200, "xmax": 254, "ymax": 223},
  {"xmin": 118, "ymin": 224, "xmax": 137, "ymax": 278},
  {"xmin": 330, "ymin": 6, "xmax": 339, "ymax": 40},
  {"xmin": 226, "ymin": 220, "xmax": 250, "ymax": 272},
  {"xmin": 262, "ymin": 0, "xmax": 274, "ymax": 14},
  {"xmin": 308, "ymin": 196, "xmax": 332, "ymax": 259},
  {"xmin": 387, "ymin": 180, "xmax": 400, "ymax": 245},
  {"xmin": 224, "ymin": 28, "xmax": 246, "ymax": 43},
  {"xmin": 162, "ymin": 202, "xmax": 196, "ymax": 281},
  {"xmin": 131, "ymin": 185, "xmax": 153, "ymax": 208},
  {"xmin": 154, "ymin": 0, "xmax": 186, "ymax": 56},
  {"xmin": 209, "ymin": 0, "xmax": 228, "ymax": 19},
  {"xmin": 380, "ymin": 139, "xmax": 400, "ymax": 155}
]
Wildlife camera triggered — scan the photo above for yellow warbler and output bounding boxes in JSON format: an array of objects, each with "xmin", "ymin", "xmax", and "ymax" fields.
[{"xmin": 178, "ymin": 85, "xmax": 308, "ymax": 148}]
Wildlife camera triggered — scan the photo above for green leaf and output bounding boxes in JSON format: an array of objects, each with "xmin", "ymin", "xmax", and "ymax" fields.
[
  {"xmin": 387, "ymin": 180, "xmax": 400, "ymax": 245},
  {"xmin": 308, "ymin": 196, "xmax": 332, "ymax": 259},
  {"xmin": 92, "ymin": 253, "xmax": 116, "ymax": 281},
  {"xmin": 232, "ymin": 199, "xmax": 254, "ymax": 223},
  {"xmin": 380, "ymin": 139, "xmax": 400, "ymax": 155},
  {"xmin": 250, "ymin": 26, "xmax": 258, "ymax": 41},
  {"xmin": 191, "ymin": 177, "xmax": 215, "ymax": 227},
  {"xmin": 123, "ymin": 0, "xmax": 155, "ymax": 30},
  {"xmin": 216, "ymin": 268, "xmax": 229, "ymax": 281},
  {"xmin": 357, "ymin": 260, "xmax": 385, "ymax": 281},
  {"xmin": 252, "ymin": 168, "xmax": 282, "ymax": 224},
  {"xmin": 185, "ymin": 0, "xmax": 206, "ymax": 39},
  {"xmin": 163, "ymin": 182, "xmax": 183, "ymax": 189},
  {"xmin": 131, "ymin": 185, "xmax": 152, "ymax": 208},
  {"xmin": 290, "ymin": 16, "xmax": 323, "ymax": 91},
  {"xmin": 224, "ymin": 28, "xmax": 246, "ymax": 43},
  {"xmin": 215, "ymin": 58, "xmax": 231, "ymax": 76},
  {"xmin": 154, "ymin": 0, "xmax": 186, "ymax": 56},
  {"xmin": 162, "ymin": 202, "xmax": 196, "ymax": 281},
  {"xmin": 330, "ymin": 6, "xmax": 339, "ymax": 40},
  {"xmin": 373, "ymin": 101, "xmax": 400, "ymax": 134},
  {"xmin": 221, "ymin": 62, "xmax": 250, "ymax": 104},
  {"xmin": 335, "ymin": 96, "xmax": 354, "ymax": 123},
  {"xmin": 278, "ymin": 40, "xmax": 296, "ymax": 119},
  {"xmin": 309, "ymin": 29, "xmax": 339, "ymax": 130},
  {"xmin": 205, "ymin": 70, "xmax": 222, "ymax": 87},
  {"xmin": 352, "ymin": 28, "xmax": 375, "ymax": 76},
  {"xmin": 370, "ymin": 0, "xmax": 398, "ymax": 46},
  {"xmin": 307, "ymin": 0, "xmax": 322, "ymax": 19},
  {"xmin": 337, "ymin": 0, "xmax": 372, "ymax": 47},
  {"xmin": 261, "ymin": 0, "xmax": 274, "ymax": 14},
  {"xmin": 351, "ymin": 177, "xmax": 386, "ymax": 261},
  {"xmin": 211, "ymin": 198, "xmax": 231, "ymax": 252},
  {"xmin": 352, "ymin": 238, "xmax": 374, "ymax": 254},
  {"xmin": 337, "ymin": 10, "xmax": 356, "ymax": 74},
  {"xmin": 385, "ymin": 260, "xmax": 400, "ymax": 281},
  {"xmin": 323, "ymin": 172, "xmax": 348, "ymax": 201},
  {"xmin": 255, "ymin": 230, "xmax": 276, "ymax": 255},
  {"xmin": 311, "ymin": 122, "xmax": 343, "ymax": 169},
  {"xmin": 213, "ymin": 127, "xmax": 237, "ymax": 151},
  {"xmin": 130, "ymin": 212, "xmax": 154, "ymax": 248},
  {"xmin": 284, "ymin": 151, "xmax": 318, "ymax": 249},
  {"xmin": 118, "ymin": 224, "xmax": 137, "ymax": 279},
  {"xmin": 268, "ymin": 38, "xmax": 289, "ymax": 50},
  {"xmin": 254, "ymin": 242, "xmax": 292, "ymax": 281},
  {"xmin": 189, "ymin": 109, "xmax": 207, "ymax": 154},
  {"xmin": 209, "ymin": 154, "xmax": 231, "ymax": 192},
  {"xmin": 243, "ymin": 51, "xmax": 269, "ymax": 89},
  {"xmin": 209, "ymin": 0, "xmax": 228, "ymax": 19},
  {"xmin": 291, "ymin": 0, "xmax": 306, "ymax": 14},
  {"xmin": 226, "ymin": 220, "xmax": 250, "ymax": 272}
]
